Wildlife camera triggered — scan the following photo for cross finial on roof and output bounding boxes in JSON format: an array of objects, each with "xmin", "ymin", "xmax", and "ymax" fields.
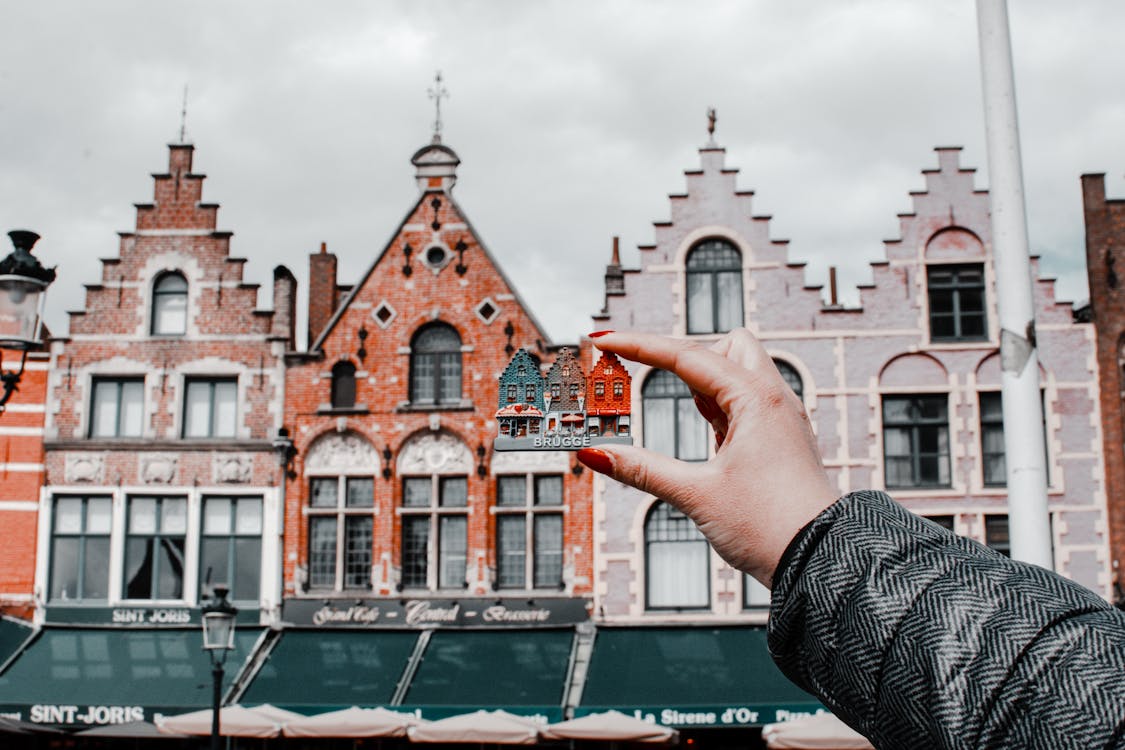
[
  {"xmin": 178, "ymin": 84, "xmax": 189, "ymax": 144},
  {"xmin": 706, "ymin": 107, "xmax": 717, "ymax": 143},
  {"xmin": 428, "ymin": 71, "xmax": 449, "ymax": 143}
]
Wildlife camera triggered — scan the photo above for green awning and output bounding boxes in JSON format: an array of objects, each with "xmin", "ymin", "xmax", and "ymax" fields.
[
  {"xmin": 401, "ymin": 628, "xmax": 574, "ymax": 720},
  {"xmin": 240, "ymin": 629, "xmax": 420, "ymax": 711},
  {"xmin": 0, "ymin": 616, "xmax": 34, "ymax": 668},
  {"xmin": 578, "ymin": 626, "xmax": 822, "ymax": 728},
  {"xmin": 0, "ymin": 627, "xmax": 262, "ymax": 727}
]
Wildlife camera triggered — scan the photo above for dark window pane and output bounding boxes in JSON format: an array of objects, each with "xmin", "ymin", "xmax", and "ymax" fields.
[
  {"xmin": 343, "ymin": 517, "xmax": 373, "ymax": 589},
  {"xmin": 83, "ymin": 538, "xmax": 110, "ymax": 600},
  {"xmin": 402, "ymin": 517, "xmax": 429, "ymax": 588},
  {"xmin": 124, "ymin": 539, "xmax": 153, "ymax": 599},
  {"xmin": 403, "ymin": 478, "xmax": 431, "ymax": 508},
  {"xmin": 331, "ymin": 362, "xmax": 357, "ymax": 409},
  {"xmin": 50, "ymin": 539, "xmax": 80, "ymax": 601},
  {"xmin": 199, "ymin": 538, "xmax": 228, "ymax": 597},
  {"xmin": 533, "ymin": 515, "xmax": 563, "ymax": 588},
  {"xmin": 985, "ymin": 515, "xmax": 1010, "ymax": 557},
  {"xmin": 310, "ymin": 478, "xmax": 338, "ymax": 508},
  {"xmin": 309, "ymin": 517, "xmax": 338, "ymax": 589},
  {"xmin": 927, "ymin": 515, "xmax": 955, "ymax": 531},
  {"xmin": 440, "ymin": 477, "xmax": 467, "ymax": 508},
  {"xmin": 497, "ymin": 476, "xmax": 525, "ymax": 507},
  {"xmin": 534, "ymin": 476, "xmax": 563, "ymax": 506},
  {"xmin": 346, "ymin": 478, "xmax": 374, "ymax": 508},
  {"xmin": 233, "ymin": 538, "xmax": 262, "ymax": 601},
  {"xmin": 156, "ymin": 538, "xmax": 185, "ymax": 599}
]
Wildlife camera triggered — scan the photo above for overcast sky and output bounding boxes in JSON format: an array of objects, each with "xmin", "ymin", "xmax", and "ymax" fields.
[{"xmin": 3, "ymin": 1, "xmax": 1124, "ymax": 347}]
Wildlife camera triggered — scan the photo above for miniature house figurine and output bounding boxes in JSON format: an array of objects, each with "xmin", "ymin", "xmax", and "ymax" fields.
[{"xmin": 494, "ymin": 347, "xmax": 633, "ymax": 451}]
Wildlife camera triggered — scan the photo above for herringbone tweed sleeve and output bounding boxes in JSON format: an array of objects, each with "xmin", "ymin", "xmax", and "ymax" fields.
[{"xmin": 767, "ymin": 490, "xmax": 1125, "ymax": 749}]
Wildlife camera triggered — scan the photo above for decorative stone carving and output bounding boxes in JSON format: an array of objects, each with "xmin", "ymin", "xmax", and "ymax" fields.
[
  {"xmin": 213, "ymin": 454, "xmax": 253, "ymax": 484},
  {"xmin": 397, "ymin": 432, "xmax": 473, "ymax": 475},
  {"xmin": 306, "ymin": 432, "xmax": 379, "ymax": 473},
  {"xmin": 490, "ymin": 449, "xmax": 569, "ymax": 474},
  {"xmin": 65, "ymin": 453, "xmax": 105, "ymax": 484},
  {"xmin": 140, "ymin": 453, "xmax": 178, "ymax": 484}
]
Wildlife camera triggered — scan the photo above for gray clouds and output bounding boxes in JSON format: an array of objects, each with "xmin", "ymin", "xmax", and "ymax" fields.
[{"xmin": 1, "ymin": 1, "xmax": 1122, "ymax": 345}]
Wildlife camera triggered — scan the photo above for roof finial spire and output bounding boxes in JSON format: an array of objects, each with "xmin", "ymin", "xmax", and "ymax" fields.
[
  {"xmin": 706, "ymin": 107, "xmax": 717, "ymax": 145},
  {"xmin": 178, "ymin": 84, "xmax": 189, "ymax": 144},
  {"xmin": 428, "ymin": 71, "xmax": 449, "ymax": 143}
]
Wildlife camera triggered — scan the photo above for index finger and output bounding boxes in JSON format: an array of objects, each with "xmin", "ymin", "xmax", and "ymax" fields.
[{"xmin": 588, "ymin": 329, "xmax": 772, "ymax": 402}]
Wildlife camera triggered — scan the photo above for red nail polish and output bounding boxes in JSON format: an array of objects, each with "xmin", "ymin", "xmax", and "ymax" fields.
[
  {"xmin": 588, "ymin": 330, "xmax": 614, "ymax": 338},
  {"xmin": 577, "ymin": 448, "xmax": 613, "ymax": 475}
]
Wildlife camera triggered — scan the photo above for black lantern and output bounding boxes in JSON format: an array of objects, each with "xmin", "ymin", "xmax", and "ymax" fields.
[
  {"xmin": 0, "ymin": 231, "xmax": 55, "ymax": 411},
  {"xmin": 201, "ymin": 585, "xmax": 238, "ymax": 750}
]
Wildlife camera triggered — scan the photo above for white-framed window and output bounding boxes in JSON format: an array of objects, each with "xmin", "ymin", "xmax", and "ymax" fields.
[
  {"xmin": 200, "ymin": 496, "xmax": 263, "ymax": 602},
  {"xmin": 927, "ymin": 264, "xmax": 986, "ymax": 342},
  {"xmin": 495, "ymin": 474, "xmax": 564, "ymax": 590},
  {"xmin": 151, "ymin": 271, "xmax": 188, "ymax": 336},
  {"xmin": 410, "ymin": 323, "xmax": 462, "ymax": 405},
  {"xmin": 773, "ymin": 359, "xmax": 804, "ymax": 401},
  {"xmin": 123, "ymin": 496, "xmax": 188, "ymax": 600},
  {"xmin": 686, "ymin": 239, "xmax": 743, "ymax": 334},
  {"xmin": 90, "ymin": 377, "xmax": 144, "ymax": 438},
  {"xmin": 642, "ymin": 370, "xmax": 708, "ymax": 461},
  {"xmin": 401, "ymin": 475, "xmax": 468, "ymax": 590},
  {"xmin": 48, "ymin": 496, "xmax": 112, "ymax": 601},
  {"xmin": 644, "ymin": 501, "xmax": 709, "ymax": 610},
  {"xmin": 183, "ymin": 378, "xmax": 237, "ymax": 438},
  {"xmin": 882, "ymin": 394, "xmax": 951, "ymax": 489},
  {"xmin": 307, "ymin": 476, "xmax": 375, "ymax": 591}
]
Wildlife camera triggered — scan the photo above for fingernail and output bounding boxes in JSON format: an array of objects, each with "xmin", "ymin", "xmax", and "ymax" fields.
[
  {"xmin": 694, "ymin": 393, "xmax": 721, "ymax": 423},
  {"xmin": 588, "ymin": 330, "xmax": 614, "ymax": 338},
  {"xmin": 577, "ymin": 448, "xmax": 614, "ymax": 475}
]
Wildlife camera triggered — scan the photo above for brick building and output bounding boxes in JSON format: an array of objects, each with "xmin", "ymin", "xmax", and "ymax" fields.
[
  {"xmin": 577, "ymin": 132, "xmax": 1108, "ymax": 732},
  {"xmin": 1081, "ymin": 172, "xmax": 1125, "ymax": 599},
  {"xmin": 245, "ymin": 133, "xmax": 596, "ymax": 719},
  {"xmin": 0, "ymin": 140, "xmax": 295, "ymax": 723},
  {"xmin": 0, "ymin": 342, "xmax": 49, "ymax": 633}
]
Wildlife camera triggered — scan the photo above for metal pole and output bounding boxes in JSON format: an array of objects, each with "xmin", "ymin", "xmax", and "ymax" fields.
[
  {"xmin": 211, "ymin": 663, "xmax": 223, "ymax": 750},
  {"xmin": 975, "ymin": 0, "xmax": 1052, "ymax": 567}
]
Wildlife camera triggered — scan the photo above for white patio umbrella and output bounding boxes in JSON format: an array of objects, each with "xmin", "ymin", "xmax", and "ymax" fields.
[
  {"xmin": 283, "ymin": 706, "xmax": 420, "ymax": 738},
  {"xmin": 761, "ymin": 712, "xmax": 873, "ymax": 750},
  {"xmin": 407, "ymin": 709, "xmax": 541, "ymax": 744},
  {"xmin": 541, "ymin": 711, "xmax": 679, "ymax": 743},
  {"xmin": 155, "ymin": 704, "xmax": 302, "ymax": 738}
]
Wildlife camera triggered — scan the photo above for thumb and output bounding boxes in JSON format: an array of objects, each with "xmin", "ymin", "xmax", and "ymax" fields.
[{"xmin": 577, "ymin": 445, "xmax": 703, "ymax": 507}]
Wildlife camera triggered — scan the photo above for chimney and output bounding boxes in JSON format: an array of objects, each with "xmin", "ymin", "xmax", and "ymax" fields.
[
  {"xmin": 605, "ymin": 236, "xmax": 625, "ymax": 296},
  {"xmin": 308, "ymin": 242, "xmax": 338, "ymax": 349},
  {"xmin": 828, "ymin": 266, "xmax": 839, "ymax": 307},
  {"xmin": 272, "ymin": 265, "xmax": 297, "ymax": 350}
]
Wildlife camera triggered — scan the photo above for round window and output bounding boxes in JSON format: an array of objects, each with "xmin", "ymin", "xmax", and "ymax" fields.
[{"xmin": 426, "ymin": 246, "xmax": 447, "ymax": 266}]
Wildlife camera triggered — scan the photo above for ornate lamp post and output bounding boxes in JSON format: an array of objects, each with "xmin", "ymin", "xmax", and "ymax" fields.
[
  {"xmin": 201, "ymin": 585, "xmax": 238, "ymax": 750},
  {"xmin": 0, "ymin": 230, "xmax": 55, "ymax": 412}
]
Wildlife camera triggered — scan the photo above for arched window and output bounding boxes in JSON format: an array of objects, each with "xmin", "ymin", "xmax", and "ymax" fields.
[
  {"xmin": 645, "ymin": 502, "xmax": 709, "ymax": 609},
  {"xmin": 642, "ymin": 370, "xmax": 708, "ymax": 461},
  {"xmin": 151, "ymin": 272, "xmax": 188, "ymax": 336},
  {"xmin": 410, "ymin": 323, "xmax": 462, "ymax": 405},
  {"xmin": 331, "ymin": 362, "xmax": 357, "ymax": 409},
  {"xmin": 686, "ymin": 239, "xmax": 742, "ymax": 334},
  {"xmin": 773, "ymin": 359, "xmax": 803, "ymax": 401}
]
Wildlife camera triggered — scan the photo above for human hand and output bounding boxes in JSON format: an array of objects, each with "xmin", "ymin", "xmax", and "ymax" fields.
[{"xmin": 577, "ymin": 329, "xmax": 839, "ymax": 587}]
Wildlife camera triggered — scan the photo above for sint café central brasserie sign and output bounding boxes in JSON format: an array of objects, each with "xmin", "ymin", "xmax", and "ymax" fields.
[{"xmin": 282, "ymin": 597, "xmax": 589, "ymax": 628}]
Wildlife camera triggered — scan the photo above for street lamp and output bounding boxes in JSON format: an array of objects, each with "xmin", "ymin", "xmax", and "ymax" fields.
[
  {"xmin": 0, "ymin": 230, "xmax": 56, "ymax": 412},
  {"xmin": 201, "ymin": 585, "xmax": 238, "ymax": 750}
]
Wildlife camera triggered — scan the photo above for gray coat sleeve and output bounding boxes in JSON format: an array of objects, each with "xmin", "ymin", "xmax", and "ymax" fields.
[{"xmin": 767, "ymin": 490, "xmax": 1125, "ymax": 750}]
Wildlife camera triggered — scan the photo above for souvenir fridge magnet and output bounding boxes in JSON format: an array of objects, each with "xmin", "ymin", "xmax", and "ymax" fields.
[{"xmin": 493, "ymin": 347, "xmax": 633, "ymax": 451}]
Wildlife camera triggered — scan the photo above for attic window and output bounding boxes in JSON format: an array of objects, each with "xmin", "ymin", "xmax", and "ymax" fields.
[
  {"xmin": 475, "ymin": 298, "xmax": 499, "ymax": 325},
  {"xmin": 423, "ymin": 245, "xmax": 450, "ymax": 273},
  {"xmin": 372, "ymin": 301, "xmax": 397, "ymax": 329}
]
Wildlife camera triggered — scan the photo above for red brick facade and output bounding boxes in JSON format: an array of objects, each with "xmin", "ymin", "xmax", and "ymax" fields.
[
  {"xmin": 39, "ymin": 142, "xmax": 292, "ymax": 617},
  {"xmin": 282, "ymin": 138, "xmax": 594, "ymax": 600},
  {"xmin": 0, "ymin": 348, "xmax": 48, "ymax": 621},
  {"xmin": 1082, "ymin": 173, "xmax": 1125, "ymax": 590}
]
